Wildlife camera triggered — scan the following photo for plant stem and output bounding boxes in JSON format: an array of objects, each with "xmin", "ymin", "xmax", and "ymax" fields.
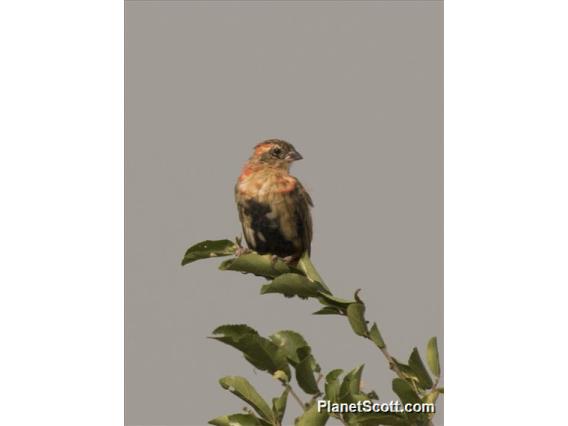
[
  {"xmin": 286, "ymin": 384, "xmax": 306, "ymax": 411},
  {"xmin": 305, "ymin": 259, "xmax": 408, "ymax": 383},
  {"xmin": 378, "ymin": 345, "xmax": 405, "ymax": 381}
]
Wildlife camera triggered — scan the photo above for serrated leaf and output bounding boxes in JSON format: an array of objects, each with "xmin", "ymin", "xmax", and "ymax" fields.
[
  {"xmin": 336, "ymin": 366, "xmax": 368, "ymax": 424},
  {"xmin": 392, "ymin": 378, "xmax": 429, "ymax": 423},
  {"xmin": 261, "ymin": 273, "xmax": 326, "ymax": 299},
  {"xmin": 212, "ymin": 324, "xmax": 260, "ymax": 340},
  {"xmin": 272, "ymin": 388, "xmax": 289, "ymax": 423},
  {"xmin": 297, "ymin": 252, "xmax": 331, "ymax": 293},
  {"xmin": 219, "ymin": 253, "xmax": 297, "ymax": 278},
  {"xmin": 208, "ymin": 413, "xmax": 270, "ymax": 426},
  {"xmin": 391, "ymin": 357, "xmax": 420, "ymax": 385},
  {"xmin": 317, "ymin": 292, "xmax": 354, "ymax": 307},
  {"xmin": 295, "ymin": 352, "xmax": 320, "ymax": 395},
  {"xmin": 346, "ymin": 303, "xmax": 368, "ymax": 337},
  {"xmin": 270, "ymin": 330, "xmax": 311, "ymax": 365},
  {"xmin": 369, "ymin": 322, "xmax": 385, "ymax": 349},
  {"xmin": 426, "ymin": 337, "xmax": 441, "ymax": 378},
  {"xmin": 294, "ymin": 402, "xmax": 329, "ymax": 426},
  {"xmin": 324, "ymin": 369, "xmax": 343, "ymax": 403},
  {"xmin": 312, "ymin": 307, "xmax": 344, "ymax": 315},
  {"xmin": 240, "ymin": 336, "xmax": 291, "ymax": 377},
  {"xmin": 182, "ymin": 239, "xmax": 236, "ymax": 265},
  {"xmin": 219, "ymin": 376, "xmax": 274, "ymax": 423},
  {"xmin": 211, "ymin": 325, "xmax": 290, "ymax": 377},
  {"xmin": 338, "ymin": 365, "xmax": 365, "ymax": 404},
  {"xmin": 408, "ymin": 348, "xmax": 434, "ymax": 389},
  {"xmin": 392, "ymin": 378, "xmax": 421, "ymax": 406}
]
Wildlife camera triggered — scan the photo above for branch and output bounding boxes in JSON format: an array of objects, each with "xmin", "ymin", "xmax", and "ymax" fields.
[
  {"xmin": 285, "ymin": 384, "xmax": 306, "ymax": 411},
  {"xmin": 378, "ymin": 345, "xmax": 406, "ymax": 381},
  {"xmin": 304, "ymin": 259, "xmax": 408, "ymax": 382}
]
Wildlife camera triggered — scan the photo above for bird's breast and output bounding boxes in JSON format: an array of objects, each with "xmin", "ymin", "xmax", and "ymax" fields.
[{"xmin": 237, "ymin": 172, "xmax": 296, "ymax": 202}]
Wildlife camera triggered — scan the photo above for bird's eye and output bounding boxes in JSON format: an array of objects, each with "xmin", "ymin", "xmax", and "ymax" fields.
[{"xmin": 272, "ymin": 147, "xmax": 282, "ymax": 157}]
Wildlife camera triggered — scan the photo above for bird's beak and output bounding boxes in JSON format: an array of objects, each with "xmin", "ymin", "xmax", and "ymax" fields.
[{"xmin": 285, "ymin": 150, "xmax": 303, "ymax": 161}]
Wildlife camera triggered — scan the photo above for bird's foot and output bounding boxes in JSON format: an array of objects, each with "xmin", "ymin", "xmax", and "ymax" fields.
[
  {"xmin": 270, "ymin": 255, "xmax": 296, "ymax": 266},
  {"xmin": 235, "ymin": 246, "xmax": 251, "ymax": 257},
  {"xmin": 282, "ymin": 256, "xmax": 296, "ymax": 265},
  {"xmin": 234, "ymin": 236, "xmax": 251, "ymax": 257}
]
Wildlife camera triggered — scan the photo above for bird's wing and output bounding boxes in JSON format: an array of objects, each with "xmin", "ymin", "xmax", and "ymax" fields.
[
  {"xmin": 292, "ymin": 179, "xmax": 313, "ymax": 255},
  {"xmin": 235, "ymin": 184, "xmax": 257, "ymax": 249}
]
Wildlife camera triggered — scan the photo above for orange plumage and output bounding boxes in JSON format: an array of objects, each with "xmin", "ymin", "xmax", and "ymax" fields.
[{"xmin": 235, "ymin": 139, "xmax": 313, "ymax": 262}]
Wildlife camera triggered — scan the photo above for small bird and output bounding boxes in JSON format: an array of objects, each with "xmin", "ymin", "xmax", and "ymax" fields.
[{"xmin": 235, "ymin": 139, "xmax": 313, "ymax": 263}]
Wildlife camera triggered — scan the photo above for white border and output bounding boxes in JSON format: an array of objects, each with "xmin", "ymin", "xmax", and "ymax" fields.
[
  {"xmin": 0, "ymin": 1, "xmax": 123, "ymax": 425},
  {"xmin": 1, "ymin": 0, "xmax": 567, "ymax": 425},
  {"xmin": 446, "ymin": 0, "xmax": 568, "ymax": 424}
]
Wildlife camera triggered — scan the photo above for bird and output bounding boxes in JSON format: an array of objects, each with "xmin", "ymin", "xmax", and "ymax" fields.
[{"xmin": 235, "ymin": 139, "xmax": 313, "ymax": 264}]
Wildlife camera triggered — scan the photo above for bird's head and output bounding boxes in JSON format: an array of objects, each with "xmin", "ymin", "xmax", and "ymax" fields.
[{"xmin": 249, "ymin": 139, "xmax": 303, "ymax": 170}]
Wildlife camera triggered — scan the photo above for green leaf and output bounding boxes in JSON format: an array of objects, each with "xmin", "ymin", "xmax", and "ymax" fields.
[
  {"xmin": 346, "ymin": 413, "xmax": 406, "ymax": 426},
  {"xmin": 336, "ymin": 366, "xmax": 368, "ymax": 424},
  {"xmin": 346, "ymin": 303, "xmax": 368, "ymax": 337},
  {"xmin": 392, "ymin": 378, "xmax": 429, "ymax": 423},
  {"xmin": 317, "ymin": 292, "xmax": 354, "ymax": 308},
  {"xmin": 212, "ymin": 324, "xmax": 259, "ymax": 341},
  {"xmin": 241, "ymin": 336, "xmax": 291, "ymax": 377},
  {"xmin": 272, "ymin": 388, "xmax": 289, "ymax": 423},
  {"xmin": 218, "ymin": 376, "xmax": 274, "ymax": 423},
  {"xmin": 261, "ymin": 273, "xmax": 327, "ymax": 299},
  {"xmin": 312, "ymin": 306, "xmax": 344, "ymax": 315},
  {"xmin": 209, "ymin": 413, "xmax": 271, "ymax": 426},
  {"xmin": 338, "ymin": 365, "xmax": 365, "ymax": 404},
  {"xmin": 208, "ymin": 413, "xmax": 270, "ymax": 426},
  {"xmin": 294, "ymin": 402, "xmax": 329, "ymax": 426},
  {"xmin": 182, "ymin": 239, "xmax": 236, "ymax": 265},
  {"xmin": 268, "ymin": 337, "xmax": 320, "ymax": 395},
  {"xmin": 392, "ymin": 378, "xmax": 421, "ymax": 406},
  {"xmin": 408, "ymin": 348, "xmax": 434, "ymax": 389},
  {"xmin": 219, "ymin": 253, "xmax": 297, "ymax": 278},
  {"xmin": 368, "ymin": 322, "xmax": 385, "ymax": 349},
  {"xmin": 324, "ymin": 369, "xmax": 343, "ymax": 403},
  {"xmin": 211, "ymin": 325, "xmax": 290, "ymax": 377},
  {"xmin": 422, "ymin": 389, "xmax": 440, "ymax": 405},
  {"xmin": 270, "ymin": 330, "xmax": 311, "ymax": 365},
  {"xmin": 297, "ymin": 252, "xmax": 331, "ymax": 293},
  {"xmin": 426, "ymin": 337, "xmax": 441, "ymax": 378},
  {"xmin": 391, "ymin": 357, "xmax": 419, "ymax": 383},
  {"xmin": 295, "ymin": 349, "xmax": 320, "ymax": 395}
]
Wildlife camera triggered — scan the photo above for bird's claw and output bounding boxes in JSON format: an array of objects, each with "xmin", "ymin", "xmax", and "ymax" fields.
[
  {"xmin": 234, "ymin": 236, "xmax": 251, "ymax": 256},
  {"xmin": 235, "ymin": 246, "xmax": 251, "ymax": 257},
  {"xmin": 282, "ymin": 256, "xmax": 295, "ymax": 265},
  {"xmin": 271, "ymin": 255, "xmax": 295, "ymax": 266}
]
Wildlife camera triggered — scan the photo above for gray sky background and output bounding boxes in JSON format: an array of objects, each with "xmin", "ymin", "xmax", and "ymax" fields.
[{"xmin": 126, "ymin": 1, "xmax": 443, "ymax": 425}]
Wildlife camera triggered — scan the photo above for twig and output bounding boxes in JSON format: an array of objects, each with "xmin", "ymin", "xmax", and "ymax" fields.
[
  {"xmin": 377, "ymin": 345, "xmax": 406, "ymax": 381},
  {"xmin": 286, "ymin": 384, "xmax": 306, "ymax": 411},
  {"xmin": 305, "ymin": 258, "xmax": 407, "ymax": 383}
]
